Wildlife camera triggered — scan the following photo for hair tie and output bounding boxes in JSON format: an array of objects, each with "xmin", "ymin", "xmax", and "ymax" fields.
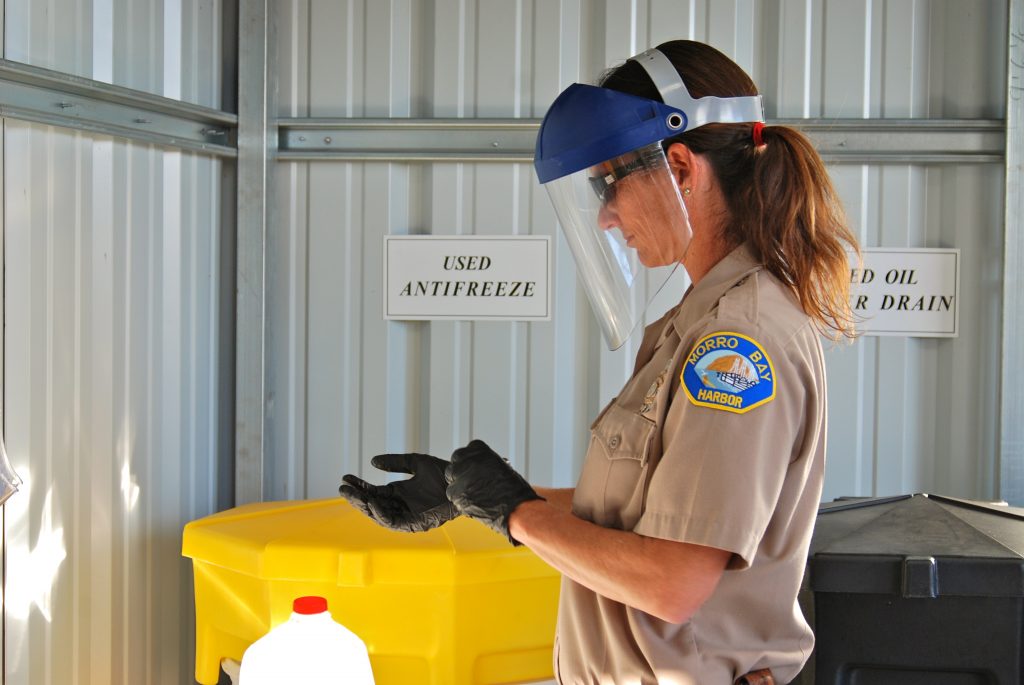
[{"xmin": 752, "ymin": 122, "xmax": 766, "ymax": 148}]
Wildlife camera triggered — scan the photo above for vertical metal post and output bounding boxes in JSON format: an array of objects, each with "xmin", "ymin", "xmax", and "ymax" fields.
[
  {"xmin": 235, "ymin": 0, "xmax": 273, "ymax": 504},
  {"xmin": 1, "ymin": 0, "xmax": 7, "ymax": 669},
  {"xmin": 1002, "ymin": 0, "xmax": 1024, "ymax": 506}
]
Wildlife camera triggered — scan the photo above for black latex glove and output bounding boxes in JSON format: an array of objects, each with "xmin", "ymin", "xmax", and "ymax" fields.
[
  {"xmin": 444, "ymin": 439, "xmax": 544, "ymax": 546},
  {"xmin": 339, "ymin": 453, "xmax": 457, "ymax": 533}
]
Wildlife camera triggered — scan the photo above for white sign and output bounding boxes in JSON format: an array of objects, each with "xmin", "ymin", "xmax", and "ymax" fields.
[
  {"xmin": 850, "ymin": 248, "xmax": 959, "ymax": 337},
  {"xmin": 384, "ymin": 236, "xmax": 551, "ymax": 321}
]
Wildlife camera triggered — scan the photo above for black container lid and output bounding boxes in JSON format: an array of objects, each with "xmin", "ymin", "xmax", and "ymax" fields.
[{"xmin": 809, "ymin": 493, "xmax": 1024, "ymax": 598}]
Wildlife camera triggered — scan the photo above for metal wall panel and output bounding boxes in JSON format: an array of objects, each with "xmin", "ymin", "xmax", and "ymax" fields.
[
  {"xmin": 1003, "ymin": 0, "xmax": 1024, "ymax": 507},
  {"xmin": 270, "ymin": 0, "xmax": 627, "ymax": 498},
  {"xmin": 2, "ymin": 1, "xmax": 229, "ymax": 684},
  {"xmin": 270, "ymin": 0, "xmax": 1008, "ymax": 510},
  {"xmin": 768, "ymin": 0, "xmax": 1007, "ymax": 502},
  {"xmin": 4, "ymin": 0, "xmax": 224, "ymax": 109}
]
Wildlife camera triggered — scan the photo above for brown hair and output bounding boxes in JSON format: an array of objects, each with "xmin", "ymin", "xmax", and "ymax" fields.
[{"xmin": 601, "ymin": 40, "xmax": 860, "ymax": 340}]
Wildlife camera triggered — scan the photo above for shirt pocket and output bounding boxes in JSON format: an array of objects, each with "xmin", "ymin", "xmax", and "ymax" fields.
[{"xmin": 574, "ymin": 403, "xmax": 656, "ymax": 530}]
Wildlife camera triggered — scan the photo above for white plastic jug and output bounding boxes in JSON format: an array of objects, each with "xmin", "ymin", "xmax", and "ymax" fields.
[{"xmin": 238, "ymin": 596, "xmax": 375, "ymax": 684}]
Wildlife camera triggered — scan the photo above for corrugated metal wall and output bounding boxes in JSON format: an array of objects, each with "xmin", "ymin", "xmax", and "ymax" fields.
[
  {"xmin": 2, "ymin": 1, "xmax": 231, "ymax": 684},
  {"xmin": 270, "ymin": 0, "xmax": 611, "ymax": 500},
  {"xmin": 0, "ymin": 1, "xmax": 1011, "ymax": 684},
  {"xmin": 788, "ymin": 0, "xmax": 1007, "ymax": 501},
  {"xmin": 270, "ymin": 0, "xmax": 1007, "ymax": 507}
]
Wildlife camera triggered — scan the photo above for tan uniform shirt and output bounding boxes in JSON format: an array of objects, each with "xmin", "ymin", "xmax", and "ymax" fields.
[{"xmin": 555, "ymin": 244, "xmax": 827, "ymax": 685}]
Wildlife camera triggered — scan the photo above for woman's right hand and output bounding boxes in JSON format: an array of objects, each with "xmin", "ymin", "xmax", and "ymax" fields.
[{"xmin": 339, "ymin": 452, "xmax": 457, "ymax": 532}]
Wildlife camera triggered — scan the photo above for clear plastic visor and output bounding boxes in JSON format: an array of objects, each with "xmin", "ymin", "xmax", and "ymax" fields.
[{"xmin": 544, "ymin": 143, "xmax": 692, "ymax": 349}]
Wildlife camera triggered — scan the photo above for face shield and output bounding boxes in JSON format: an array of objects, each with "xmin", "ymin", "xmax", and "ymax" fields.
[
  {"xmin": 543, "ymin": 142, "xmax": 691, "ymax": 350},
  {"xmin": 534, "ymin": 47, "xmax": 764, "ymax": 350}
]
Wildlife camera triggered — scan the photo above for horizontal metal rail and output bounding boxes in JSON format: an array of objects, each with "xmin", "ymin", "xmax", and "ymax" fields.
[
  {"xmin": 785, "ymin": 118, "xmax": 1005, "ymax": 164},
  {"xmin": 278, "ymin": 118, "xmax": 538, "ymax": 162},
  {"xmin": 0, "ymin": 60, "xmax": 1005, "ymax": 166},
  {"xmin": 0, "ymin": 59, "xmax": 237, "ymax": 157},
  {"xmin": 278, "ymin": 117, "xmax": 1005, "ymax": 165}
]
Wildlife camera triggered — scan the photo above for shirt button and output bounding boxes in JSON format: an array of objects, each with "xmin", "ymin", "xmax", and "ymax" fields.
[{"xmin": 608, "ymin": 435, "xmax": 621, "ymax": 449}]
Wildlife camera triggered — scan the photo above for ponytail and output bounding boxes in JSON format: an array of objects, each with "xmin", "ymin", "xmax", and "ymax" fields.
[
  {"xmin": 673, "ymin": 122, "xmax": 860, "ymax": 340},
  {"xmin": 746, "ymin": 124, "xmax": 860, "ymax": 340}
]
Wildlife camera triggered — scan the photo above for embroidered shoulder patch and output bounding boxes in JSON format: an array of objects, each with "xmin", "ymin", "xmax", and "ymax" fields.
[{"xmin": 681, "ymin": 332, "xmax": 776, "ymax": 414}]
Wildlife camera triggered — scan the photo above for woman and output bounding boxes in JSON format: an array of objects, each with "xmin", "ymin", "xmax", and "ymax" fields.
[{"xmin": 341, "ymin": 40, "xmax": 858, "ymax": 685}]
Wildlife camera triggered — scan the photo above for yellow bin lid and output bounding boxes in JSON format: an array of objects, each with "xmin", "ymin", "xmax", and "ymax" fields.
[{"xmin": 182, "ymin": 498, "xmax": 555, "ymax": 587}]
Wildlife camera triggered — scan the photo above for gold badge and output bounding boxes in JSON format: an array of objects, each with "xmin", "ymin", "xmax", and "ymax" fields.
[{"xmin": 640, "ymin": 360, "xmax": 675, "ymax": 414}]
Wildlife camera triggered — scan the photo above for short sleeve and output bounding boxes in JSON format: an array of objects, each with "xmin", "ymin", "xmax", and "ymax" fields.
[{"xmin": 633, "ymin": 319, "xmax": 813, "ymax": 568}]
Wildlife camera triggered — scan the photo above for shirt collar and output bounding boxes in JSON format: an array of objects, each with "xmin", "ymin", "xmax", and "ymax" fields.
[{"xmin": 671, "ymin": 243, "xmax": 763, "ymax": 339}]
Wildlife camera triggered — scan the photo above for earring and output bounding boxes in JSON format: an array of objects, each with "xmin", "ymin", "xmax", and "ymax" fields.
[{"xmin": 683, "ymin": 187, "xmax": 692, "ymax": 196}]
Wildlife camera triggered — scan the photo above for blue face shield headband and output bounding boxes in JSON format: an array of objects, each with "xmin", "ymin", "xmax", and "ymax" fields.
[{"xmin": 533, "ymin": 48, "xmax": 765, "ymax": 184}]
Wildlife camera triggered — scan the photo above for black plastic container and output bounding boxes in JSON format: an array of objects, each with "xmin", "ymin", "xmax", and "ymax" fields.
[{"xmin": 805, "ymin": 493, "xmax": 1024, "ymax": 685}]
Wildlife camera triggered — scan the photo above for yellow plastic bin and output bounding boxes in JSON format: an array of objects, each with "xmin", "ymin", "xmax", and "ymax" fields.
[{"xmin": 182, "ymin": 498, "xmax": 560, "ymax": 685}]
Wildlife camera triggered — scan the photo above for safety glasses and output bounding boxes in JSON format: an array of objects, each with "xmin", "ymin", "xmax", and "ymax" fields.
[{"xmin": 587, "ymin": 156, "xmax": 649, "ymax": 204}]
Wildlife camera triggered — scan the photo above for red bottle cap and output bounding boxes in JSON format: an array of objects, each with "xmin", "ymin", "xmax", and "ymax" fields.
[{"xmin": 293, "ymin": 596, "xmax": 328, "ymax": 615}]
